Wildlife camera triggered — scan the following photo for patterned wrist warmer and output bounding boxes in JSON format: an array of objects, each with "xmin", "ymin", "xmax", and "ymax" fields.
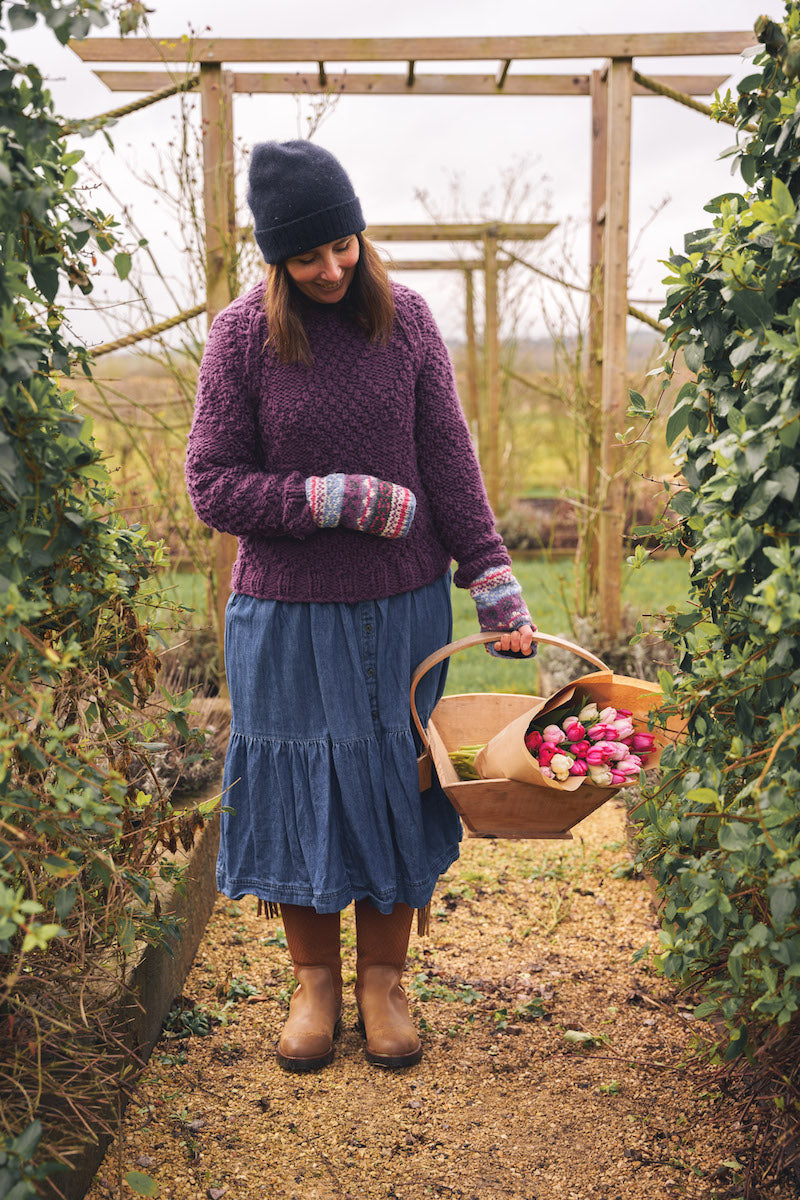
[
  {"xmin": 305, "ymin": 473, "xmax": 416, "ymax": 539},
  {"xmin": 469, "ymin": 565, "xmax": 535, "ymax": 655}
]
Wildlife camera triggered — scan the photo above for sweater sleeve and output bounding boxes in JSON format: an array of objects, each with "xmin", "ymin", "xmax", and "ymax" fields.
[
  {"xmin": 185, "ymin": 301, "xmax": 316, "ymax": 540},
  {"xmin": 408, "ymin": 292, "xmax": 511, "ymax": 589}
]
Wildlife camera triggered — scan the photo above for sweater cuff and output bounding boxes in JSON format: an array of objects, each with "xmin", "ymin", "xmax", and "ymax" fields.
[
  {"xmin": 469, "ymin": 565, "xmax": 534, "ymax": 657},
  {"xmin": 470, "ymin": 565, "xmax": 531, "ymax": 629},
  {"xmin": 285, "ymin": 474, "xmax": 318, "ymax": 538}
]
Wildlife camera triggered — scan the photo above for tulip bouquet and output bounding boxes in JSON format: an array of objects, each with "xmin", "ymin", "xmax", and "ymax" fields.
[
  {"xmin": 523, "ymin": 700, "xmax": 657, "ymax": 788},
  {"xmin": 472, "ymin": 670, "xmax": 667, "ymax": 795}
]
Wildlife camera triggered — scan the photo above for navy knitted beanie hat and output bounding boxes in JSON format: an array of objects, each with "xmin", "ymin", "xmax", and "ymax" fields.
[{"xmin": 247, "ymin": 140, "xmax": 366, "ymax": 264}]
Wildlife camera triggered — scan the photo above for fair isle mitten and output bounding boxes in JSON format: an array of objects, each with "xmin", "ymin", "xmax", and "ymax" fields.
[
  {"xmin": 469, "ymin": 565, "xmax": 536, "ymax": 657},
  {"xmin": 305, "ymin": 473, "xmax": 416, "ymax": 539}
]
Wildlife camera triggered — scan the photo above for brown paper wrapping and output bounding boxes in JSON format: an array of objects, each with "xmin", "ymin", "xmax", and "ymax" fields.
[{"xmin": 474, "ymin": 671, "xmax": 671, "ymax": 789}]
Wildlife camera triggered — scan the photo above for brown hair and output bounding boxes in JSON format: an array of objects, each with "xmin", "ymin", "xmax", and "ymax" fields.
[{"xmin": 264, "ymin": 233, "xmax": 395, "ymax": 365}]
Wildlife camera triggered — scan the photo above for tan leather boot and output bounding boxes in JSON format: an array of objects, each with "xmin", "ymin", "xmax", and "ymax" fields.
[
  {"xmin": 276, "ymin": 905, "xmax": 342, "ymax": 1073},
  {"xmin": 276, "ymin": 965, "xmax": 341, "ymax": 1072},
  {"xmin": 354, "ymin": 901, "xmax": 422, "ymax": 1068}
]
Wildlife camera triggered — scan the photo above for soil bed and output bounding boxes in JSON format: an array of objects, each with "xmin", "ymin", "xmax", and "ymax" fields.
[{"xmin": 86, "ymin": 800, "xmax": 791, "ymax": 1200}]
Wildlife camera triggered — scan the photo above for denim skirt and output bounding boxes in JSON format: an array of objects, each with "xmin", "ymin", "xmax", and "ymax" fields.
[{"xmin": 217, "ymin": 571, "xmax": 462, "ymax": 914}]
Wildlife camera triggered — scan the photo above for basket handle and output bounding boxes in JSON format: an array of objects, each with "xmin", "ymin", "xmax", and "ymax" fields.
[{"xmin": 410, "ymin": 631, "xmax": 610, "ymax": 753}]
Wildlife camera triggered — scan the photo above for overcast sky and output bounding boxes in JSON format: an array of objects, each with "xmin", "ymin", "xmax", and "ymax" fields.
[{"xmin": 4, "ymin": 0, "xmax": 776, "ymax": 349}]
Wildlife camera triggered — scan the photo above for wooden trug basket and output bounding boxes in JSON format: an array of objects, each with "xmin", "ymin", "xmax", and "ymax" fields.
[{"xmin": 411, "ymin": 631, "xmax": 624, "ymax": 840}]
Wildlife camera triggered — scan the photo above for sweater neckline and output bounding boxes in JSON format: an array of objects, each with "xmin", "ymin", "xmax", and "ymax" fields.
[{"xmin": 294, "ymin": 283, "xmax": 356, "ymax": 320}]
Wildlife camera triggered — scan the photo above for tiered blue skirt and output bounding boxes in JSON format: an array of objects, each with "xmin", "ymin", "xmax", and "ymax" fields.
[{"xmin": 217, "ymin": 572, "xmax": 462, "ymax": 914}]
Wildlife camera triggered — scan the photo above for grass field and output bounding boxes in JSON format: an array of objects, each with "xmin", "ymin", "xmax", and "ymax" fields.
[
  {"xmin": 445, "ymin": 553, "xmax": 688, "ymax": 696},
  {"xmin": 162, "ymin": 553, "xmax": 690, "ymax": 698}
]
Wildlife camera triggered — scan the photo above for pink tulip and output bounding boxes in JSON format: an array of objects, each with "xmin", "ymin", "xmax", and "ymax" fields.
[
  {"xmin": 543, "ymin": 724, "xmax": 564, "ymax": 744},
  {"xmin": 562, "ymin": 717, "xmax": 585, "ymax": 741},
  {"xmin": 613, "ymin": 717, "xmax": 635, "ymax": 739},
  {"xmin": 587, "ymin": 722, "xmax": 613, "ymax": 742},
  {"xmin": 570, "ymin": 740, "xmax": 590, "ymax": 758},
  {"xmin": 606, "ymin": 741, "xmax": 629, "ymax": 762},
  {"xmin": 617, "ymin": 756, "xmax": 642, "ymax": 775},
  {"xmin": 569, "ymin": 759, "xmax": 588, "ymax": 777},
  {"xmin": 539, "ymin": 766, "xmax": 555, "ymax": 779},
  {"xmin": 525, "ymin": 729, "xmax": 543, "ymax": 752},
  {"xmin": 537, "ymin": 743, "xmax": 557, "ymax": 767},
  {"xmin": 599, "ymin": 740, "xmax": 621, "ymax": 760},
  {"xmin": 616, "ymin": 708, "xmax": 633, "ymax": 718},
  {"xmin": 599, "ymin": 706, "xmax": 617, "ymax": 722},
  {"xmin": 631, "ymin": 731, "xmax": 656, "ymax": 753},
  {"xmin": 586, "ymin": 742, "xmax": 616, "ymax": 766},
  {"xmin": 610, "ymin": 769, "xmax": 627, "ymax": 786}
]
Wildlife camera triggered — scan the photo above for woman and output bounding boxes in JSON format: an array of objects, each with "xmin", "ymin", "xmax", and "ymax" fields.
[{"xmin": 186, "ymin": 140, "xmax": 534, "ymax": 1074}]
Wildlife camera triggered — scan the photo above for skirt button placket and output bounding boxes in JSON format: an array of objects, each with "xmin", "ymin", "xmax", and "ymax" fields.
[{"xmin": 360, "ymin": 603, "xmax": 380, "ymax": 725}]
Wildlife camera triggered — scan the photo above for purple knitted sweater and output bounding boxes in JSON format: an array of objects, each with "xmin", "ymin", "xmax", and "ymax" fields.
[{"xmin": 185, "ymin": 280, "xmax": 512, "ymax": 604}]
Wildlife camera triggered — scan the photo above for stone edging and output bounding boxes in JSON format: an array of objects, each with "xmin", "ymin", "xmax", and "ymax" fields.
[{"xmin": 48, "ymin": 804, "xmax": 221, "ymax": 1200}]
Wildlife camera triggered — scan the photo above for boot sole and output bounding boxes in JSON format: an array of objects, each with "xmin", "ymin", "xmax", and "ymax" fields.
[
  {"xmin": 364, "ymin": 1044, "xmax": 423, "ymax": 1069},
  {"xmin": 275, "ymin": 1018, "xmax": 341, "ymax": 1073},
  {"xmin": 356, "ymin": 1017, "xmax": 422, "ymax": 1069},
  {"xmin": 275, "ymin": 1045, "xmax": 335, "ymax": 1073}
]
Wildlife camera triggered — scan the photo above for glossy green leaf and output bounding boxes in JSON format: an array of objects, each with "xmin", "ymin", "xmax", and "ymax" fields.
[
  {"xmin": 11, "ymin": 1119, "xmax": 43, "ymax": 1160},
  {"xmin": 7, "ymin": 5, "xmax": 38, "ymax": 30},
  {"xmin": 665, "ymin": 398, "xmax": 694, "ymax": 446},
  {"xmin": 114, "ymin": 251, "xmax": 132, "ymax": 281},
  {"xmin": 769, "ymin": 886, "xmax": 796, "ymax": 930},
  {"xmin": 718, "ymin": 822, "xmax": 754, "ymax": 852}
]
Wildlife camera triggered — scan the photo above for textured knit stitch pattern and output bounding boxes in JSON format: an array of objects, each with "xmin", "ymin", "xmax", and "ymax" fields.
[
  {"xmin": 305, "ymin": 473, "xmax": 416, "ymax": 538},
  {"xmin": 186, "ymin": 280, "xmax": 517, "ymax": 605},
  {"xmin": 469, "ymin": 565, "xmax": 532, "ymax": 632},
  {"xmin": 376, "ymin": 480, "xmax": 415, "ymax": 538},
  {"xmin": 305, "ymin": 474, "xmax": 345, "ymax": 528}
]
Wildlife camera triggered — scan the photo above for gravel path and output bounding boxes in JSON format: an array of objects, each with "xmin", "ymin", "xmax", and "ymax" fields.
[{"xmin": 86, "ymin": 800, "xmax": 790, "ymax": 1200}]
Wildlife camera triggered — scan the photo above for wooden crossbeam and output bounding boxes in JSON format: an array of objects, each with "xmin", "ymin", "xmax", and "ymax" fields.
[
  {"xmin": 92, "ymin": 69, "xmax": 731, "ymax": 98},
  {"xmin": 69, "ymin": 32, "xmax": 754, "ymax": 63},
  {"xmin": 237, "ymin": 223, "xmax": 552, "ymax": 245},
  {"xmin": 383, "ymin": 258, "xmax": 513, "ymax": 270},
  {"xmin": 367, "ymin": 222, "xmax": 556, "ymax": 241}
]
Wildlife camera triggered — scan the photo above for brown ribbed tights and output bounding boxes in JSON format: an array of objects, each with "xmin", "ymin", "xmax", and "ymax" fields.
[
  {"xmin": 354, "ymin": 900, "xmax": 414, "ymax": 979},
  {"xmin": 279, "ymin": 904, "xmax": 342, "ymax": 1000},
  {"xmin": 279, "ymin": 901, "xmax": 413, "ymax": 987}
]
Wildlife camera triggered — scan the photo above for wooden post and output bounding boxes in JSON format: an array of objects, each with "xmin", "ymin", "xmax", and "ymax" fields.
[
  {"xmin": 200, "ymin": 62, "xmax": 237, "ymax": 321},
  {"xmin": 598, "ymin": 57, "xmax": 633, "ymax": 642},
  {"xmin": 482, "ymin": 228, "xmax": 501, "ymax": 513},
  {"xmin": 585, "ymin": 67, "xmax": 608, "ymax": 614},
  {"xmin": 221, "ymin": 69, "xmax": 238, "ymax": 301},
  {"xmin": 200, "ymin": 62, "xmax": 238, "ymax": 675},
  {"xmin": 463, "ymin": 268, "xmax": 481, "ymax": 451}
]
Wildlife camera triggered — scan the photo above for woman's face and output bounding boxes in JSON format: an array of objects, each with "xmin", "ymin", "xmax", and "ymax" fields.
[{"xmin": 285, "ymin": 235, "xmax": 360, "ymax": 304}]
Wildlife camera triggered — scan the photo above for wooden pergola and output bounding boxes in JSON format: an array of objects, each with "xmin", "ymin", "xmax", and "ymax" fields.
[
  {"xmin": 378, "ymin": 243, "xmax": 514, "ymax": 473},
  {"xmin": 366, "ymin": 222, "xmax": 555, "ymax": 509},
  {"xmin": 71, "ymin": 32, "xmax": 753, "ymax": 641}
]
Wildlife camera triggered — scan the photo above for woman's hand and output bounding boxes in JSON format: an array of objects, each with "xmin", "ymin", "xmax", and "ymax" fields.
[
  {"xmin": 305, "ymin": 473, "xmax": 416, "ymax": 538},
  {"xmin": 493, "ymin": 623, "xmax": 537, "ymax": 657}
]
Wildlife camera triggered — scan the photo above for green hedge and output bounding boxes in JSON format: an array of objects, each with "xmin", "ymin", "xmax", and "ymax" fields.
[
  {"xmin": 634, "ymin": 3, "xmax": 800, "ymax": 1183},
  {"xmin": 0, "ymin": 2, "xmax": 207, "ymax": 1188}
]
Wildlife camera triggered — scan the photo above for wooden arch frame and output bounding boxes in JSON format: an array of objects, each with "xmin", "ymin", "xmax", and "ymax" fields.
[{"xmin": 71, "ymin": 31, "xmax": 753, "ymax": 642}]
